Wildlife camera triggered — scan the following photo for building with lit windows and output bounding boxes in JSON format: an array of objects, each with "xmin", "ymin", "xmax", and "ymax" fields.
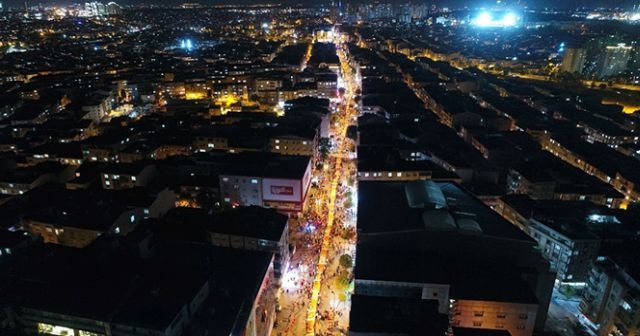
[
  {"xmin": 597, "ymin": 44, "xmax": 633, "ymax": 78},
  {"xmin": 269, "ymin": 134, "xmax": 317, "ymax": 157},
  {"xmin": 100, "ymin": 162, "xmax": 157, "ymax": 190},
  {"xmin": 0, "ymin": 241, "xmax": 276, "ymax": 336},
  {"xmin": 581, "ymin": 255, "xmax": 640, "ymax": 336},
  {"xmin": 497, "ymin": 195, "xmax": 640, "ymax": 283},
  {"xmin": 561, "ymin": 47, "xmax": 587, "ymax": 74},
  {"xmin": 315, "ymin": 72, "xmax": 338, "ymax": 98},
  {"xmin": 18, "ymin": 186, "xmax": 174, "ymax": 248},
  {"xmin": 0, "ymin": 162, "xmax": 74, "ymax": 196},
  {"xmin": 105, "ymin": 2, "xmax": 122, "ymax": 15},
  {"xmin": 353, "ymin": 180, "xmax": 556, "ymax": 336},
  {"xmin": 218, "ymin": 152, "xmax": 312, "ymax": 213}
]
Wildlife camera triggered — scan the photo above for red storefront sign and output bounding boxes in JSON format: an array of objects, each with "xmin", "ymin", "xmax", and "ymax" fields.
[{"xmin": 270, "ymin": 186, "xmax": 294, "ymax": 195}]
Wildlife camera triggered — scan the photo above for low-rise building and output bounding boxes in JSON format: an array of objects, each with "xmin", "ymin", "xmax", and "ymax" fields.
[
  {"xmin": 0, "ymin": 162, "xmax": 74, "ymax": 195},
  {"xmin": 354, "ymin": 180, "xmax": 556, "ymax": 336},
  {"xmin": 162, "ymin": 206, "xmax": 291, "ymax": 279},
  {"xmin": 496, "ymin": 195, "xmax": 640, "ymax": 283},
  {"xmin": 219, "ymin": 152, "xmax": 312, "ymax": 213},
  {"xmin": 100, "ymin": 162, "xmax": 157, "ymax": 190},
  {"xmin": 0, "ymin": 241, "xmax": 276, "ymax": 336}
]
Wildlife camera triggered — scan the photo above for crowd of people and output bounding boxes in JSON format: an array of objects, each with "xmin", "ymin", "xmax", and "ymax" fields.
[{"xmin": 274, "ymin": 45, "xmax": 360, "ymax": 336}]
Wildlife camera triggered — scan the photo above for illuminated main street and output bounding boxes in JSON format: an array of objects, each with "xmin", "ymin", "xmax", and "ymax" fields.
[{"xmin": 273, "ymin": 30, "xmax": 360, "ymax": 336}]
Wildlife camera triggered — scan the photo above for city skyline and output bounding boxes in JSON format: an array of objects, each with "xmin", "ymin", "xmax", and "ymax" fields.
[
  {"xmin": 3, "ymin": 0, "xmax": 640, "ymax": 10},
  {"xmin": 0, "ymin": 2, "xmax": 639, "ymax": 336}
]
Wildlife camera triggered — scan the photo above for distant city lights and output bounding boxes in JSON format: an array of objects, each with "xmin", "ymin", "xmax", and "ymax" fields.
[{"xmin": 472, "ymin": 11, "xmax": 521, "ymax": 28}]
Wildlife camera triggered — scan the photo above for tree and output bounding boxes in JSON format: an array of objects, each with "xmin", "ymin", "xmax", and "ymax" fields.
[
  {"xmin": 335, "ymin": 270, "xmax": 350, "ymax": 291},
  {"xmin": 338, "ymin": 292, "xmax": 347, "ymax": 302},
  {"xmin": 318, "ymin": 138, "xmax": 331, "ymax": 161},
  {"xmin": 343, "ymin": 197, "xmax": 353, "ymax": 209},
  {"xmin": 339, "ymin": 254, "xmax": 353, "ymax": 268}
]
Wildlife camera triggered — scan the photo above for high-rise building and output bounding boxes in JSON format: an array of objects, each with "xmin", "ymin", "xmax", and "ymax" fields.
[
  {"xmin": 84, "ymin": 1, "xmax": 107, "ymax": 17},
  {"xmin": 560, "ymin": 47, "xmax": 587, "ymax": 74},
  {"xmin": 106, "ymin": 2, "xmax": 122, "ymax": 15},
  {"xmin": 597, "ymin": 43, "xmax": 633, "ymax": 78}
]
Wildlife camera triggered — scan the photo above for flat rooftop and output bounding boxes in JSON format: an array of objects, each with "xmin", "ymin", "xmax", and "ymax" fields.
[
  {"xmin": 349, "ymin": 294, "xmax": 447, "ymax": 335},
  {"xmin": 357, "ymin": 180, "xmax": 534, "ymax": 242}
]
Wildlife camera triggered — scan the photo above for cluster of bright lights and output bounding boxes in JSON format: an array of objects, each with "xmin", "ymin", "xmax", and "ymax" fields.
[
  {"xmin": 473, "ymin": 11, "xmax": 520, "ymax": 27},
  {"xmin": 180, "ymin": 38, "xmax": 194, "ymax": 51}
]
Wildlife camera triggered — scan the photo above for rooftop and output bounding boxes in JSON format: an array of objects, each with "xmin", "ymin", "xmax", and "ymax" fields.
[{"xmin": 357, "ymin": 180, "xmax": 534, "ymax": 242}]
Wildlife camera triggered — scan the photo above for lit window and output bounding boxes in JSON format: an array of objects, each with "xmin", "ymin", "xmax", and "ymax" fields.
[
  {"xmin": 251, "ymin": 179, "xmax": 258, "ymax": 184},
  {"xmin": 303, "ymin": 141, "xmax": 308, "ymax": 145},
  {"xmin": 208, "ymin": 143, "xmax": 215, "ymax": 148},
  {"xmin": 105, "ymin": 181, "xmax": 111, "ymax": 186},
  {"xmin": 222, "ymin": 177, "xmax": 229, "ymax": 182},
  {"xmin": 275, "ymin": 139, "xmax": 280, "ymax": 144},
  {"xmin": 130, "ymin": 215, "xmax": 135, "ymax": 223},
  {"xmin": 103, "ymin": 174, "xmax": 109, "ymax": 178},
  {"xmin": 275, "ymin": 145, "xmax": 280, "ymax": 150},
  {"xmin": 364, "ymin": 173, "xmax": 369, "ymax": 177},
  {"xmin": 397, "ymin": 172, "xmax": 402, "ymax": 177},
  {"xmin": 114, "ymin": 227, "xmax": 120, "ymax": 234},
  {"xmin": 224, "ymin": 197, "xmax": 230, "ymax": 202},
  {"xmin": 131, "ymin": 176, "xmax": 137, "ymax": 182},
  {"xmin": 37, "ymin": 323, "xmax": 75, "ymax": 336},
  {"xmin": 388, "ymin": 172, "xmax": 392, "ymax": 177}
]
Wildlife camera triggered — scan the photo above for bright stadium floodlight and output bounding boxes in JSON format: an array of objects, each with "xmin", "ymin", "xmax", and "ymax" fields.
[
  {"xmin": 502, "ymin": 12, "xmax": 518, "ymax": 26},
  {"xmin": 475, "ymin": 11, "xmax": 493, "ymax": 26}
]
